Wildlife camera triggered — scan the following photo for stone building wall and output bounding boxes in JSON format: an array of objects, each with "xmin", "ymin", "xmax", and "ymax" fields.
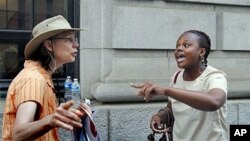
[
  {"xmin": 79, "ymin": 0, "xmax": 250, "ymax": 140},
  {"xmin": 1, "ymin": 0, "xmax": 250, "ymax": 141}
]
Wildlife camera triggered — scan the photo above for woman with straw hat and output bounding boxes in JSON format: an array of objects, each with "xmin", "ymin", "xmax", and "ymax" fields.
[{"xmin": 2, "ymin": 15, "xmax": 91, "ymax": 141}]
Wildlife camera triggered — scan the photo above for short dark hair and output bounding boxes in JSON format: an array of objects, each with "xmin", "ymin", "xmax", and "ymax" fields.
[{"xmin": 185, "ymin": 30, "xmax": 211, "ymax": 66}]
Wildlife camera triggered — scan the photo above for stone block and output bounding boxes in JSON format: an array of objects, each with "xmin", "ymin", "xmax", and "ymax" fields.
[
  {"xmin": 107, "ymin": 103, "xmax": 164, "ymax": 141},
  {"xmin": 209, "ymin": 58, "xmax": 250, "ymax": 79},
  {"xmin": 227, "ymin": 101, "xmax": 238, "ymax": 124},
  {"xmin": 112, "ymin": 6, "xmax": 216, "ymax": 50},
  {"xmin": 239, "ymin": 101, "xmax": 250, "ymax": 124},
  {"xmin": 80, "ymin": 49, "xmax": 102, "ymax": 99},
  {"xmin": 222, "ymin": 12, "xmax": 250, "ymax": 50},
  {"xmin": 92, "ymin": 107, "xmax": 109, "ymax": 141},
  {"xmin": 105, "ymin": 58, "xmax": 169, "ymax": 81}
]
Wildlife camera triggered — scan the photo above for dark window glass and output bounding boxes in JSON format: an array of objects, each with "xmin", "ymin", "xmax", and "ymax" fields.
[
  {"xmin": 0, "ymin": 44, "xmax": 19, "ymax": 79},
  {"xmin": 34, "ymin": 0, "xmax": 69, "ymax": 26},
  {"xmin": 0, "ymin": 0, "xmax": 32, "ymax": 30},
  {"xmin": 0, "ymin": 0, "xmax": 74, "ymax": 30},
  {"xmin": 0, "ymin": 12, "xmax": 7, "ymax": 28},
  {"xmin": 0, "ymin": 0, "xmax": 79, "ymax": 99}
]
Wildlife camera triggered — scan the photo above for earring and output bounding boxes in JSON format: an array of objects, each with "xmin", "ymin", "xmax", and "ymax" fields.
[{"xmin": 200, "ymin": 56, "xmax": 206, "ymax": 66}]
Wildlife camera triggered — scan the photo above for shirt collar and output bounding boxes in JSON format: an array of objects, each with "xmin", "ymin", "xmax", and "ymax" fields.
[{"xmin": 24, "ymin": 60, "xmax": 54, "ymax": 88}]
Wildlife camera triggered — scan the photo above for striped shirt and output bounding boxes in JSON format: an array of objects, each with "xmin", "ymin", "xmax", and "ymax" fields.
[{"xmin": 2, "ymin": 60, "xmax": 59, "ymax": 141}]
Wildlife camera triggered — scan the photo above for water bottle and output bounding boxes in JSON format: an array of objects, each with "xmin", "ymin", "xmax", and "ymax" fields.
[
  {"xmin": 64, "ymin": 76, "xmax": 72, "ymax": 101},
  {"xmin": 71, "ymin": 78, "xmax": 81, "ymax": 106}
]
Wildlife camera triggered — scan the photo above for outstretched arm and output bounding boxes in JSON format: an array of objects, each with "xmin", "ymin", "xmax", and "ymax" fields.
[{"xmin": 130, "ymin": 82, "xmax": 226, "ymax": 111}]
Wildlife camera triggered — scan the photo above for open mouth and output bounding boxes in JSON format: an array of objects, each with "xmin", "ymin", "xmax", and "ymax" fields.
[
  {"xmin": 176, "ymin": 54, "xmax": 185, "ymax": 62},
  {"xmin": 72, "ymin": 52, "xmax": 77, "ymax": 56}
]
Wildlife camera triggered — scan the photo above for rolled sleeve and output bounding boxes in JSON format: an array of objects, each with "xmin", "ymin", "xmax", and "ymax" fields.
[{"xmin": 14, "ymin": 76, "xmax": 46, "ymax": 109}]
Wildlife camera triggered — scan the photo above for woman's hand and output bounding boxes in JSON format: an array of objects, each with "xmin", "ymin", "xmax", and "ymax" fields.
[
  {"xmin": 48, "ymin": 100, "xmax": 84, "ymax": 130},
  {"xmin": 78, "ymin": 102, "xmax": 92, "ymax": 118},
  {"xmin": 150, "ymin": 114, "xmax": 168, "ymax": 133},
  {"xmin": 130, "ymin": 82, "xmax": 167, "ymax": 102}
]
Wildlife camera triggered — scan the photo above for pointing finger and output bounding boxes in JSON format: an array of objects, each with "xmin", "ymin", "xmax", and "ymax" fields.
[{"xmin": 129, "ymin": 83, "xmax": 144, "ymax": 88}]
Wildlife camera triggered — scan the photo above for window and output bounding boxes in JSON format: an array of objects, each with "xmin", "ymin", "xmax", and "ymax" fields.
[
  {"xmin": 0, "ymin": 43, "xmax": 19, "ymax": 79},
  {"xmin": 0, "ymin": 0, "xmax": 80, "ymax": 98},
  {"xmin": 0, "ymin": 0, "xmax": 75, "ymax": 30}
]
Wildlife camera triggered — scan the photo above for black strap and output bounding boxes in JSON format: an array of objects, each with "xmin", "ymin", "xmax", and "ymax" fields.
[{"xmin": 174, "ymin": 71, "xmax": 181, "ymax": 84}]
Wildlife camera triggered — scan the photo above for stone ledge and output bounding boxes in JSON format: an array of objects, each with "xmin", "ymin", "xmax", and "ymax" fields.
[
  {"xmin": 93, "ymin": 80, "xmax": 250, "ymax": 102},
  {"xmin": 227, "ymin": 80, "xmax": 250, "ymax": 99},
  {"xmin": 92, "ymin": 83, "xmax": 168, "ymax": 102}
]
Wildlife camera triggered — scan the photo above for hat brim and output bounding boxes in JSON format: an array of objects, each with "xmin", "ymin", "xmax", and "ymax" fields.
[{"xmin": 24, "ymin": 28, "xmax": 86, "ymax": 59}]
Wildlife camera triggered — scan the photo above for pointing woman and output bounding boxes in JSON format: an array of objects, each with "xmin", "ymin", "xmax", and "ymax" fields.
[{"xmin": 131, "ymin": 30, "xmax": 228, "ymax": 141}]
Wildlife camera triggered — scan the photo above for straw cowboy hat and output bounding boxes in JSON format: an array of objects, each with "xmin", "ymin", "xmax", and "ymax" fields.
[{"xmin": 24, "ymin": 15, "xmax": 86, "ymax": 59}]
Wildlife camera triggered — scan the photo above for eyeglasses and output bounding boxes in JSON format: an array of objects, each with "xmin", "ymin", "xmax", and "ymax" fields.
[{"xmin": 50, "ymin": 37, "xmax": 78, "ymax": 44}]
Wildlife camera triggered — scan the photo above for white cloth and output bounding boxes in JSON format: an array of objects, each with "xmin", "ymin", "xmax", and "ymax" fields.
[{"xmin": 169, "ymin": 65, "xmax": 228, "ymax": 141}]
